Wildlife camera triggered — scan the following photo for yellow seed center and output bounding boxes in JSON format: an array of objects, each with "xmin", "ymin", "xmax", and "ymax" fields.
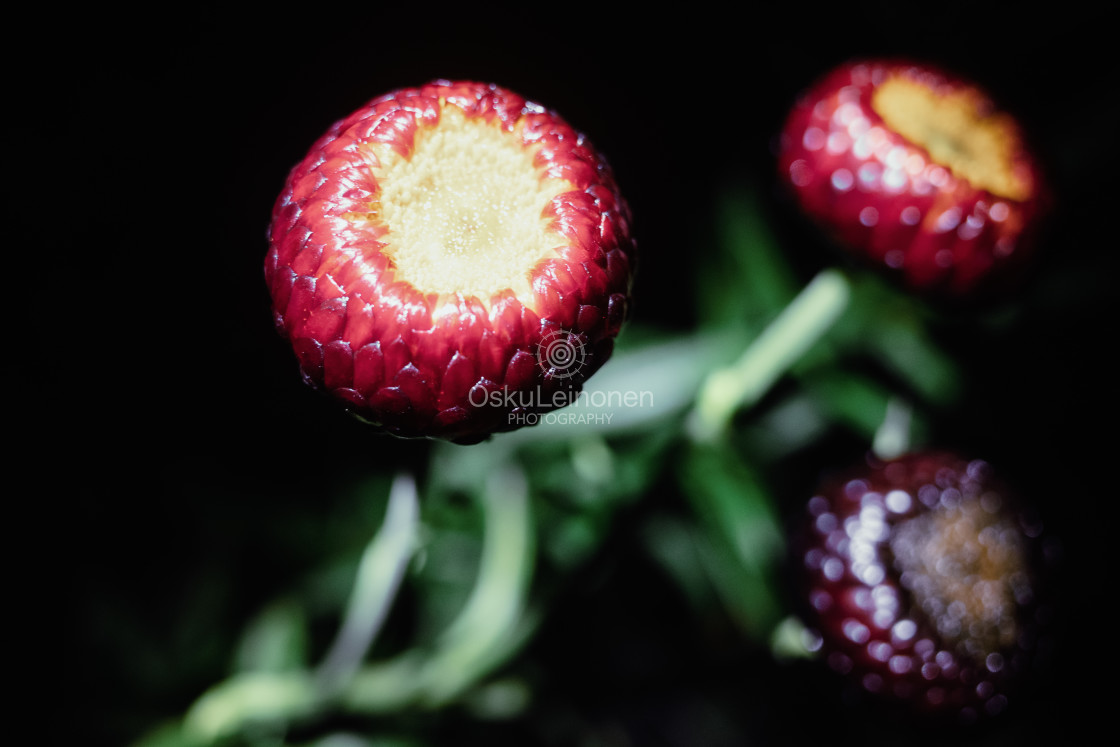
[
  {"xmin": 890, "ymin": 499, "xmax": 1027, "ymax": 658},
  {"xmin": 871, "ymin": 76, "xmax": 1031, "ymax": 201},
  {"xmin": 362, "ymin": 107, "xmax": 573, "ymax": 308}
]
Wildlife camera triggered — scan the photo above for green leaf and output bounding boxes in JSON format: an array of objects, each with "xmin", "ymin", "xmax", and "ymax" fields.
[
  {"xmin": 130, "ymin": 720, "xmax": 203, "ymax": 747},
  {"xmin": 183, "ymin": 671, "xmax": 317, "ymax": 743},
  {"xmin": 698, "ymin": 188, "xmax": 799, "ymax": 328},
  {"xmin": 830, "ymin": 273, "xmax": 961, "ymax": 407},
  {"xmin": 801, "ymin": 369, "xmax": 893, "ymax": 442},
  {"xmin": 641, "ymin": 513, "xmax": 717, "ymax": 614},
  {"xmin": 867, "ymin": 318, "xmax": 961, "ymax": 406},
  {"xmin": 739, "ymin": 393, "xmax": 830, "ymax": 460},
  {"xmin": 677, "ymin": 442, "xmax": 785, "ymax": 638},
  {"xmin": 233, "ymin": 599, "xmax": 309, "ymax": 675},
  {"xmin": 689, "ymin": 269, "xmax": 851, "ymax": 442}
]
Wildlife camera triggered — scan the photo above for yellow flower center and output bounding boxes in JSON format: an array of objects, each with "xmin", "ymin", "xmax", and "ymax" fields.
[
  {"xmin": 359, "ymin": 106, "xmax": 574, "ymax": 308},
  {"xmin": 872, "ymin": 76, "xmax": 1031, "ymax": 201},
  {"xmin": 890, "ymin": 499, "xmax": 1028, "ymax": 658}
]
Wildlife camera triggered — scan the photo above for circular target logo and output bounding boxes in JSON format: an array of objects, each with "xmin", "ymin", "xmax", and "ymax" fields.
[{"xmin": 536, "ymin": 330, "xmax": 587, "ymax": 379}]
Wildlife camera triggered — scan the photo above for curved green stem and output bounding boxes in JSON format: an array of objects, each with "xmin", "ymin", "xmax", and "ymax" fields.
[
  {"xmin": 422, "ymin": 467, "xmax": 533, "ymax": 703},
  {"xmin": 687, "ymin": 269, "xmax": 851, "ymax": 443},
  {"xmin": 180, "ymin": 476, "xmax": 421, "ymax": 743},
  {"xmin": 316, "ymin": 473, "xmax": 420, "ymax": 694},
  {"xmin": 342, "ymin": 466, "xmax": 534, "ymax": 712}
]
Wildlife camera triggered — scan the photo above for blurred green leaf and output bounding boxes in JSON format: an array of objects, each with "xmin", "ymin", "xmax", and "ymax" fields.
[
  {"xmin": 131, "ymin": 720, "xmax": 204, "ymax": 747},
  {"xmin": 697, "ymin": 188, "xmax": 799, "ymax": 328},
  {"xmin": 296, "ymin": 735, "xmax": 374, "ymax": 747},
  {"xmin": 461, "ymin": 677, "xmax": 533, "ymax": 720},
  {"xmin": 295, "ymin": 734, "xmax": 419, "ymax": 747},
  {"xmin": 826, "ymin": 273, "xmax": 961, "ymax": 407},
  {"xmin": 801, "ymin": 369, "xmax": 894, "ymax": 442},
  {"xmin": 337, "ymin": 655, "xmax": 426, "ymax": 715},
  {"xmin": 689, "ymin": 269, "xmax": 851, "ymax": 442},
  {"xmin": 677, "ymin": 443, "xmax": 784, "ymax": 639},
  {"xmin": 801, "ymin": 368, "xmax": 929, "ymax": 457},
  {"xmin": 538, "ymin": 503, "xmax": 606, "ymax": 570},
  {"xmin": 233, "ymin": 599, "xmax": 309, "ymax": 675},
  {"xmin": 409, "ymin": 513, "xmax": 483, "ymax": 646},
  {"xmin": 739, "ymin": 393, "xmax": 830, "ymax": 460},
  {"xmin": 641, "ymin": 513, "xmax": 718, "ymax": 614},
  {"xmin": 183, "ymin": 671, "xmax": 316, "ymax": 743},
  {"xmin": 867, "ymin": 318, "xmax": 961, "ymax": 406}
]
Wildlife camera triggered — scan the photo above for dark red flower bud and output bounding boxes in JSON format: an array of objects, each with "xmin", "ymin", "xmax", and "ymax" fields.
[{"xmin": 798, "ymin": 452, "xmax": 1046, "ymax": 722}]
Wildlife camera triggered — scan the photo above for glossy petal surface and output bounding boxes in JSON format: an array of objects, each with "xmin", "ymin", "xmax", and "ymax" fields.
[
  {"xmin": 266, "ymin": 81, "xmax": 635, "ymax": 441},
  {"xmin": 778, "ymin": 61, "xmax": 1047, "ymax": 300},
  {"xmin": 799, "ymin": 452, "xmax": 1045, "ymax": 722}
]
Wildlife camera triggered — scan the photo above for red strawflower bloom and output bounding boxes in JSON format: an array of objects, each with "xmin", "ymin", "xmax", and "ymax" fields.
[
  {"xmin": 778, "ymin": 60, "xmax": 1047, "ymax": 300},
  {"xmin": 799, "ymin": 452, "xmax": 1046, "ymax": 722},
  {"xmin": 265, "ymin": 81, "xmax": 635, "ymax": 442}
]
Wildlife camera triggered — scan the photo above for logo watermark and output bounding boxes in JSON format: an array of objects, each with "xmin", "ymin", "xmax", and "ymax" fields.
[
  {"xmin": 535, "ymin": 329, "xmax": 586, "ymax": 379},
  {"xmin": 462, "ymin": 328, "xmax": 656, "ymax": 428},
  {"xmin": 509, "ymin": 410, "xmax": 616, "ymax": 427},
  {"xmin": 468, "ymin": 386, "xmax": 654, "ymax": 412},
  {"xmin": 503, "ymin": 387, "xmax": 654, "ymax": 427}
]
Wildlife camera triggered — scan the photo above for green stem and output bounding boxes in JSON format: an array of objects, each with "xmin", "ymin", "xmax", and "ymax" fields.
[
  {"xmin": 316, "ymin": 473, "xmax": 420, "ymax": 694},
  {"xmin": 180, "ymin": 476, "xmax": 422, "ymax": 742},
  {"xmin": 687, "ymin": 269, "xmax": 851, "ymax": 442},
  {"xmin": 872, "ymin": 396, "xmax": 912, "ymax": 460},
  {"xmin": 416, "ymin": 467, "xmax": 533, "ymax": 705},
  {"xmin": 341, "ymin": 467, "xmax": 534, "ymax": 713}
]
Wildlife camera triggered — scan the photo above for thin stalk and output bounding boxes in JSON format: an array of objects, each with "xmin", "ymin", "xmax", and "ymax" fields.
[
  {"xmin": 315, "ymin": 473, "xmax": 420, "ymax": 695},
  {"xmin": 688, "ymin": 269, "xmax": 851, "ymax": 442}
]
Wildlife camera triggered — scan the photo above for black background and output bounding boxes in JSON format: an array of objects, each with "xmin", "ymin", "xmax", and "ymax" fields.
[{"xmin": 22, "ymin": 6, "xmax": 1116, "ymax": 745}]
